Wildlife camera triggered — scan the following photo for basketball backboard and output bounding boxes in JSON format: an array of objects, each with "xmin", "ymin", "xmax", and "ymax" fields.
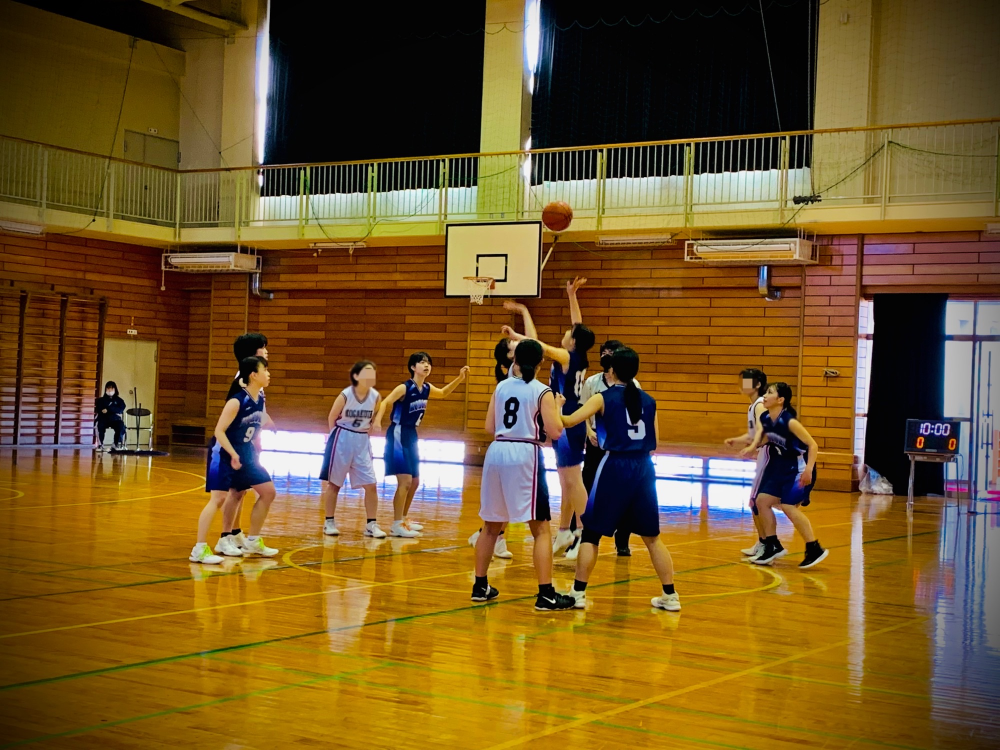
[{"xmin": 444, "ymin": 221, "xmax": 542, "ymax": 298}]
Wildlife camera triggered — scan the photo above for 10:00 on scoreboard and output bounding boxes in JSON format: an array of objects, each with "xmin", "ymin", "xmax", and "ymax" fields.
[{"xmin": 904, "ymin": 420, "xmax": 961, "ymax": 454}]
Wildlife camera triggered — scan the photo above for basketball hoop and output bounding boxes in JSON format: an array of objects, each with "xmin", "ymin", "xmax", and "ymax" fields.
[{"xmin": 463, "ymin": 276, "xmax": 495, "ymax": 305}]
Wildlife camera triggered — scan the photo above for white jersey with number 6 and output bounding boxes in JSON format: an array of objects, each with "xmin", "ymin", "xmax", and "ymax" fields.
[
  {"xmin": 492, "ymin": 376, "xmax": 552, "ymax": 444},
  {"xmin": 334, "ymin": 386, "xmax": 380, "ymax": 432}
]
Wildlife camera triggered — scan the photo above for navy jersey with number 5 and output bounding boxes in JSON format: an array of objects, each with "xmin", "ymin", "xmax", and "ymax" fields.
[
  {"xmin": 390, "ymin": 379, "xmax": 430, "ymax": 427},
  {"xmin": 595, "ymin": 385, "xmax": 657, "ymax": 453},
  {"xmin": 550, "ymin": 350, "xmax": 587, "ymax": 414},
  {"xmin": 225, "ymin": 389, "xmax": 266, "ymax": 450}
]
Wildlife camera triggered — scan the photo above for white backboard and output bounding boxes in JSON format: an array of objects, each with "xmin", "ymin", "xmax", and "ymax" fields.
[{"xmin": 444, "ymin": 221, "xmax": 542, "ymax": 298}]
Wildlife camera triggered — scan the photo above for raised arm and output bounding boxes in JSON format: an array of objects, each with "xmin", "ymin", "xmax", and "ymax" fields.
[
  {"xmin": 566, "ymin": 276, "xmax": 587, "ymax": 326},
  {"xmin": 500, "ymin": 325, "xmax": 570, "ymax": 370},
  {"xmin": 560, "ymin": 392, "xmax": 604, "ymax": 428},
  {"xmin": 503, "ymin": 301, "xmax": 538, "ymax": 340},
  {"xmin": 326, "ymin": 392, "xmax": 347, "ymax": 431},
  {"xmin": 373, "ymin": 383, "xmax": 407, "ymax": 433},
  {"xmin": 428, "ymin": 366, "xmax": 470, "ymax": 398},
  {"xmin": 788, "ymin": 418, "xmax": 819, "ymax": 485}
]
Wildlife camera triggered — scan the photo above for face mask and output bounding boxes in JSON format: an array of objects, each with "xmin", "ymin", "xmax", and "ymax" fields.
[{"xmin": 106, "ymin": 391, "xmax": 114, "ymax": 397}]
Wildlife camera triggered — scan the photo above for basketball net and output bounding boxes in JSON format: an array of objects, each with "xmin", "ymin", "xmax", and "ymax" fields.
[{"xmin": 464, "ymin": 276, "xmax": 494, "ymax": 305}]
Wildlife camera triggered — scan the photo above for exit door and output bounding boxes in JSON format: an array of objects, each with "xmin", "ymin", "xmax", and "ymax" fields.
[{"xmin": 101, "ymin": 338, "xmax": 158, "ymax": 448}]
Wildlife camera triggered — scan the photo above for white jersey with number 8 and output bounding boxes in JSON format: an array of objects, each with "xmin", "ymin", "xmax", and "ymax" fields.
[{"xmin": 492, "ymin": 377, "xmax": 552, "ymax": 444}]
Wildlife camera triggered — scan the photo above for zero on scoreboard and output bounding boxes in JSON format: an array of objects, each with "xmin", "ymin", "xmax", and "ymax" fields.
[{"xmin": 904, "ymin": 420, "xmax": 961, "ymax": 455}]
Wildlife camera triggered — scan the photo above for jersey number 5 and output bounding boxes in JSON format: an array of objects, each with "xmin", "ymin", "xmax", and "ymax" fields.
[{"xmin": 503, "ymin": 397, "xmax": 519, "ymax": 428}]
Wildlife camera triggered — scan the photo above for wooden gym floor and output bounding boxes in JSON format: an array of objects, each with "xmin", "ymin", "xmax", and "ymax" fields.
[{"xmin": 0, "ymin": 448, "xmax": 997, "ymax": 749}]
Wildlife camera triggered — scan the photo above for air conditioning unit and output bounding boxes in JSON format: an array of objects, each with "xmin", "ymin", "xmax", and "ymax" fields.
[
  {"xmin": 684, "ymin": 238, "xmax": 817, "ymax": 265},
  {"xmin": 162, "ymin": 252, "xmax": 261, "ymax": 273},
  {"xmin": 596, "ymin": 234, "xmax": 673, "ymax": 248}
]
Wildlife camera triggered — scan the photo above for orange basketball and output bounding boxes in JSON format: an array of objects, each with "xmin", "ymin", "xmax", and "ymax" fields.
[{"xmin": 542, "ymin": 201, "xmax": 573, "ymax": 233}]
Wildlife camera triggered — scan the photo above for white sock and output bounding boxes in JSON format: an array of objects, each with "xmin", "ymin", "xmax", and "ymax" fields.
[{"xmin": 247, "ymin": 535, "xmax": 259, "ymax": 542}]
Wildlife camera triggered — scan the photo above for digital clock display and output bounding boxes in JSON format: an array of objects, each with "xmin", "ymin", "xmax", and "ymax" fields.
[{"xmin": 904, "ymin": 420, "xmax": 961, "ymax": 454}]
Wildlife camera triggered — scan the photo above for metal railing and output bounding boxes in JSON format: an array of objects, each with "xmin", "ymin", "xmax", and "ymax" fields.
[{"xmin": 2, "ymin": 119, "xmax": 997, "ymax": 238}]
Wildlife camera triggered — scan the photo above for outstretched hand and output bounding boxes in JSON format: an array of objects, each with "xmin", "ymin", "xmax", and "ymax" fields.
[
  {"xmin": 503, "ymin": 300, "xmax": 526, "ymax": 313},
  {"xmin": 566, "ymin": 276, "xmax": 587, "ymax": 296},
  {"xmin": 459, "ymin": 365, "xmax": 471, "ymax": 380}
]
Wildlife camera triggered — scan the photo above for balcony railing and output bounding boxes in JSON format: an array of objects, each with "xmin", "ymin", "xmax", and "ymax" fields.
[{"xmin": 1, "ymin": 119, "xmax": 997, "ymax": 240}]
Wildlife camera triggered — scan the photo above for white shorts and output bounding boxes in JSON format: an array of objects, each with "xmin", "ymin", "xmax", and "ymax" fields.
[
  {"xmin": 319, "ymin": 428, "xmax": 376, "ymax": 488},
  {"xmin": 749, "ymin": 447, "xmax": 768, "ymax": 501},
  {"xmin": 479, "ymin": 440, "xmax": 551, "ymax": 523}
]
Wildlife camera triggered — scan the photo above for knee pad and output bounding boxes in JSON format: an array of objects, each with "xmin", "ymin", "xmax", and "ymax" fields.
[{"xmin": 581, "ymin": 529, "xmax": 602, "ymax": 546}]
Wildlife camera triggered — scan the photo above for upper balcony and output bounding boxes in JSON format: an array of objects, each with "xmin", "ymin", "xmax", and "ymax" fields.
[{"xmin": 1, "ymin": 119, "xmax": 997, "ymax": 247}]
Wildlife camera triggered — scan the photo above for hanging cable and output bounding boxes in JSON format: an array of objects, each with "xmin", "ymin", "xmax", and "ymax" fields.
[{"xmin": 759, "ymin": 0, "xmax": 783, "ymax": 131}]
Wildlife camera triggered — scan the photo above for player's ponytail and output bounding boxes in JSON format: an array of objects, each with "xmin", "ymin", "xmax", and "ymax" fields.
[
  {"xmin": 772, "ymin": 382, "xmax": 797, "ymax": 419},
  {"xmin": 740, "ymin": 367, "xmax": 768, "ymax": 397},
  {"xmin": 514, "ymin": 339, "xmax": 543, "ymax": 384},
  {"xmin": 493, "ymin": 338, "xmax": 511, "ymax": 383},
  {"xmin": 611, "ymin": 348, "xmax": 642, "ymax": 424}
]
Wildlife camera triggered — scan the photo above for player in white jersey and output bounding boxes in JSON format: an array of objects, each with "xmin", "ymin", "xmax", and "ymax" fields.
[
  {"xmin": 472, "ymin": 339, "xmax": 576, "ymax": 611},
  {"xmin": 320, "ymin": 361, "xmax": 383, "ymax": 538},
  {"xmin": 724, "ymin": 368, "xmax": 769, "ymax": 559}
]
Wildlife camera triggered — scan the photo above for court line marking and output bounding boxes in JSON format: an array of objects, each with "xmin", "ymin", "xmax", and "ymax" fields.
[
  {"xmin": 484, "ymin": 615, "xmax": 928, "ymax": 750},
  {"xmin": 0, "ymin": 468, "xmax": 205, "ymax": 510},
  {"xmin": 0, "ymin": 519, "xmax": 868, "ymax": 640}
]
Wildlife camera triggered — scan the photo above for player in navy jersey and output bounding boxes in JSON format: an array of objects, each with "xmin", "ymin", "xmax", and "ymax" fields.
[
  {"xmin": 501, "ymin": 277, "xmax": 595, "ymax": 558},
  {"xmin": 724, "ymin": 368, "xmax": 770, "ymax": 560},
  {"xmin": 319, "ymin": 361, "xmax": 384, "ymax": 539},
  {"xmin": 191, "ymin": 356, "xmax": 279, "ymax": 564},
  {"xmin": 469, "ymin": 300, "xmax": 541, "ymax": 560},
  {"xmin": 374, "ymin": 352, "xmax": 469, "ymax": 537},
  {"xmin": 215, "ymin": 332, "xmax": 269, "ymax": 557},
  {"xmin": 555, "ymin": 348, "xmax": 680, "ymax": 611},
  {"xmin": 741, "ymin": 382, "xmax": 828, "ymax": 568}
]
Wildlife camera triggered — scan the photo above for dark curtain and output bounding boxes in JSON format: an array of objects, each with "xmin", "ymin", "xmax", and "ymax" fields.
[
  {"xmin": 532, "ymin": 0, "xmax": 817, "ymax": 153},
  {"xmin": 864, "ymin": 294, "xmax": 947, "ymax": 497},
  {"xmin": 264, "ymin": 1, "xmax": 486, "ymax": 167}
]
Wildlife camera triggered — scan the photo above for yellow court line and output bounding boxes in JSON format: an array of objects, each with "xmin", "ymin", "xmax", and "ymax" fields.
[
  {"xmin": 0, "ymin": 523, "xmax": 853, "ymax": 640},
  {"xmin": 0, "ymin": 488, "xmax": 25, "ymax": 500},
  {"xmin": 485, "ymin": 615, "xmax": 928, "ymax": 750},
  {"xmin": 1, "ymin": 468, "xmax": 206, "ymax": 510}
]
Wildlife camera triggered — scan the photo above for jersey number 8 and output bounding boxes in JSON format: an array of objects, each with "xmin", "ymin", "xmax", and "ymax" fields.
[{"xmin": 503, "ymin": 397, "xmax": 519, "ymax": 428}]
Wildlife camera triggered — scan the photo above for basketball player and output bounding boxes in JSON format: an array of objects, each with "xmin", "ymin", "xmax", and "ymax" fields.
[
  {"xmin": 469, "ymin": 300, "xmax": 540, "ymax": 559},
  {"xmin": 741, "ymin": 382, "xmax": 828, "ymax": 568},
  {"xmin": 580, "ymin": 339, "xmax": 639, "ymax": 557},
  {"xmin": 214, "ymin": 333, "xmax": 269, "ymax": 557},
  {"xmin": 557, "ymin": 347, "xmax": 680, "ymax": 611},
  {"xmin": 723, "ymin": 368, "xmax": 769, "ymax": 559},
  {"xmin": 501, "ymin": 277, "xmax": 595, "ymax": 557},
  {"xmin": 191, "ymin": 356, "xmax": 279, "ymax": 564},
  {"xmin": 320, "ymin": 361, "xmax": 384, "ymax": 538},
  {"xmin": 473, "ymin": 339, "xmax": 576, "ymax": 611},
  {"xmin": 374, "ymin": 353, "xmax": 470, "ymax": 537}
]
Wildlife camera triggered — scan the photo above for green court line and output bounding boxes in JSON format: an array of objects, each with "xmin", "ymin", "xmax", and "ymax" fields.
[
  {"xmin": 755, "ymin": 670, "xmax": 930, "ymax": 699},
  {"xmin": 593, "ymin": 719, "xmax": 754, "ymax": 750}
]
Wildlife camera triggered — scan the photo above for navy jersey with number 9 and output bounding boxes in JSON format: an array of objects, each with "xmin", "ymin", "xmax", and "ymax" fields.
[
  {"xmin": 595, "ymin": 384, "xmax": 656, "ymax": 453},
  {"xmin": 225, "ymin": 389, "xmax": 266, "ymax": 450}
]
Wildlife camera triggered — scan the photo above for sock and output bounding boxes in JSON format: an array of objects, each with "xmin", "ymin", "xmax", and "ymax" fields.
[
  {"xmin": 232, "ymin": 528, "xmax": 242, "ymax": 536},
  {"xmin": 220, "ymin": 531, "xmax": 231, "ymax": 538},
  {"xmin": 766, "ymin": 535, "xmax": 781, "ymax": 547},
  {"xmin": 497, "ymin": 529, "xmax": 504, "ymax": 537},
  {"xmin": 367, "ymin": 518, "xmax": 376, "ymax": 525},
  {"xmin": 573, "ymin": 579, "xmax": 588, "ymax": 592},
  {"xmin": 325, "ymin": 516, "xmax": 335, "ymax": 521},
  {"xmin": 474, "ymin": 576, "xmax": 488, "ymax": 589},
  {"xmin": 538, "ymin": 583, "xmax": 555, "ymax": 595},
  {"xmin": 247, "ymin": 535, "xmax": 259, "ymax": 542},
  {"xmin": 758, "ymin": 537, "xmax": 765, "ymax": 543},
  {"xmin": 662, "ymin": 583, "xmax": 675, "ymax": 596},
  {"xmin": 806, "ymin": 539, "xmax": 821, "ymax": 550}
]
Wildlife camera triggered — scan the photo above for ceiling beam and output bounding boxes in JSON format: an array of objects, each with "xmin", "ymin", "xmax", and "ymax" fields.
[{"xmin": 137, "ymin": 0, "xmax": 247, "ymax": 33}]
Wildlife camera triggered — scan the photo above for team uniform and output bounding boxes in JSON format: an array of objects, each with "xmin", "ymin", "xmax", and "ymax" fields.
[
  {"xmin": 756, "ymin": 409, "xmax": 817, "ymax": 506},
  {"xmin": 746, "ymin": 395, "xmax": 768, "ymax": 502},
  {"xmin": 384, "ymin": 379, "xmax": 429, "ymax": 477},
  {"xmin": 320, "ymin": 387, "xmax": 379, "ymax": 488},
  {"xmin": 550, "ymin": 351, "xmax": 587, "ymax": 468},
  {"xmin": 583, "ymin": 385, "xmax": 659, "ymax": 538},
  {"xmin": 580, "ymin": 373, "xmax": 641, "ymax": 491},
  {"xmin": 479, "ymin": 377, "xmax": 552, "ymax": 523},
  {"xmin": 206, "ymin": 389, "xmax": 271, "ymax": 492}
]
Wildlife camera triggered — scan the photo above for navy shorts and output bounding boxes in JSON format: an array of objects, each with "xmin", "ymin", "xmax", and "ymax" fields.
[
  {"xmin": 756, "ymin": 457, "xmax": 816, "ymax": 507},
  {"xmin": 581, "ymin": 452, "xmax": 660, "ymax": 538},
  {"xmin": 553, "ymin": 421, "xmax": 586, "ymax": 468},
  {"xmin": 384, "ymin": 424, "xmax": 420, "ymax": 477},
  {"xmin": 205, "ymin": 440, "xmax": 271, "ymax": 492}
]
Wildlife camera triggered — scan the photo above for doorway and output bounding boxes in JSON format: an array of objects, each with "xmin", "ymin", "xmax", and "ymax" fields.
[{"xmin": 101, "ymin": 338, "xmax": 158, "ymax": 448}]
